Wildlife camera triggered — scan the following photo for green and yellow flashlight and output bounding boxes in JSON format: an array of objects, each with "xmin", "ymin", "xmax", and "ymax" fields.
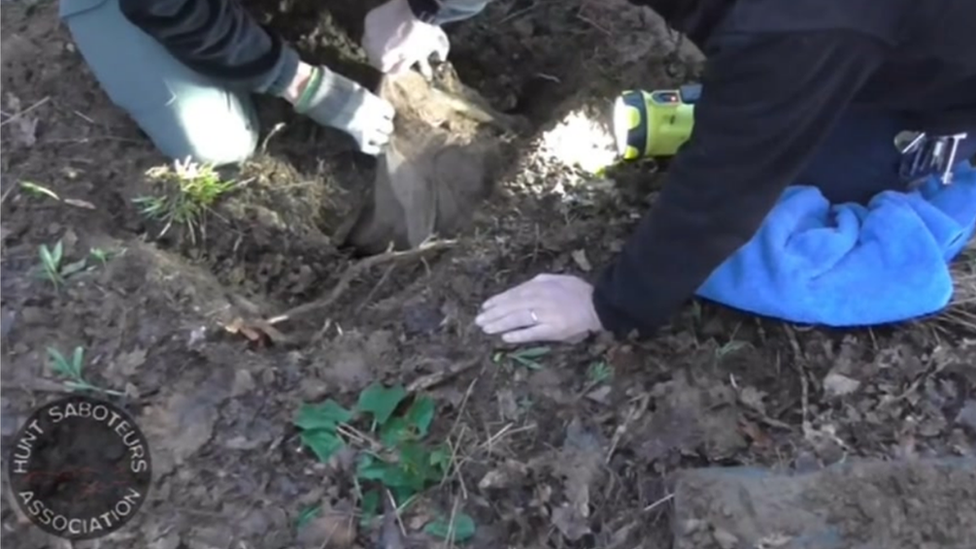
[{"xmin": 612, "ymin": 84, "xmax": 700, "ymax": 160}]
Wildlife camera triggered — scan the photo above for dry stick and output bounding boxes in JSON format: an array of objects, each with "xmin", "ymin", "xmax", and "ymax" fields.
[
  {"xmin": 440, "ymin": 375, "xmax": 479, "ymax": 499},
  {"xmin": 642, "ymin": 492, "xmax": 674, "ymax": 513},
  {"xmin": 606, "ymin": 393, "xmax": 650, "ymax": 464},
  {"xmin": 267, "ymin": 239, "xmax": 456, "ymax": 325},
  {"xmin": 442, "ymin": 496, "xmax": 461, "ymax": 549},
  {"xmin": 783, "ymin": 326, "xmax": 812, "ymax": 438},
  {"xmin": 0, "ymin": 183, "xmax": 16, "ymax": 206},
  {"xmin": 0, "ymin": 96, "xmax": 50, "ymax": 128},
  {"xmin": 407, "ymin": 356, "xmax": 481, "ymax": 393},
  {"xmin": 357, "ymin": 263, "xmax": 397, "ymax": 313}
]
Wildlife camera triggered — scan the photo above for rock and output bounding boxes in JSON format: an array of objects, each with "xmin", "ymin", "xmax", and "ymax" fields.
[
  {"xmin": 712, "ymin": 528, "xmax": 739, "ymax": 549},
  {"xmin": 956, "ymin": 400, "xmax": 976, "ymax": 433},
  {"xmin": 823, "ymin": 372, "xmax": 861, "ymax": 397}
]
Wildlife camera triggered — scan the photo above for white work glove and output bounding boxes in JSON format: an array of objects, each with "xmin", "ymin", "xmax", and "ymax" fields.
[
  {"xmin": 475, "ymin": 274, "xmax": 604, "ymax": 344},
  {"xmin": 294, "ymin": 65, "xmax": 395, "ymax": 155},
  {"xmin": 363, "ymin": 0, "xmax": 451, "ymax": 78}
]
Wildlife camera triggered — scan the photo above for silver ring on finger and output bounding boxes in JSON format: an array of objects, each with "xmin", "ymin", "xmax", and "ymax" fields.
[{"xmin": 529, "ymin": 309, "xmax": 539, "ymax": 325}]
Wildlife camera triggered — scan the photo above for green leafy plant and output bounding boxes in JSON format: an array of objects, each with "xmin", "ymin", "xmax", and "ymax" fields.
[
  {"xmin": 587, "ymin": 361, "xmax": 613, "ymax": 384},
  {"xmin": 294, "ymin": 382, "xmax": 475, "ymax": 542},
  {"xmin": 424, "ymin": 511, "xmax": 476, "ymax": 543},
  {"xmin": 492, "ymin": 345, "xmax": 551, "ymax": 370},
  {"xmin": 133, "ymin": 157, "xmax": 238, "ymax": 243},
  {"xmin": 47, "ymin": 346, "xmax": 125, "ymax": 397}
]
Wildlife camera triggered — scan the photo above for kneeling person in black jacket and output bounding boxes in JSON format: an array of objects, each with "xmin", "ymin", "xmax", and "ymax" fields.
[{"xmin": 58, "ymin": 0, "xmax": 488, "ymax": 165}]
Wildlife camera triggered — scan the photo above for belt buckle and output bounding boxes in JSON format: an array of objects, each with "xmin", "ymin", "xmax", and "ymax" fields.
[
  {"xmin": 897, "ymin": 131, "xmax": 969, "ymax": 186},
  {"xmin": 940, "ymin": 132, "xmax": 969, "ymax": 185},
  {"xmin": 897, "ymin": 131, "xmax": 929, "ymax": 186}
]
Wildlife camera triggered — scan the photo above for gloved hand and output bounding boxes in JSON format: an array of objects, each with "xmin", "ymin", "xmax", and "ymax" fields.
[
  {"xmin": 293, "ymin": 65, "xmax": 395, "ymax": 155},
  {"xmin": 363, "ymin": 0, "xmax": 450, "ymax": 78},
  {"xmin": 475, "ymin": 274, "xmax": 604, "ymax": 344}
]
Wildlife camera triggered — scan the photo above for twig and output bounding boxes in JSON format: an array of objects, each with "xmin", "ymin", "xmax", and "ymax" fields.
[
  {"xmin": 268, "ymin": 239, "xmax": 455, "ymax": 325},
  {"xmin": 442, "ymin": 496, "xmax": 461, "ymax": 549},
  {"xmin": 407, "ymin": 356, "xmax": 480, "ymax": 393},
  {"xmin": 357, "ymin": 263, "xmax": 397, "ymax": 313},
  {"xmin": 642, "ymin": 492, "xmax": 674, "ymax": 513},
  {"xmin": 260, "ymin": 122, "xmax": 286, "ymax": 153},
  {"xmin": 784, "ymin": 326, "xmax": 812, "ymax": 438},
  {"xmin": 0, "ymin": 96, "xmax": 50, "ymax": 128},
  {"xmin": 1, "ymin": 184, "xmax": 16, "ymax": 206},
  {"xmin": 606, "ymin": 392, "xmax": 650, "ymax": 464},
  {"xmin": 440, "ymin": 375, "xmax": 478, "ymax": 498}
]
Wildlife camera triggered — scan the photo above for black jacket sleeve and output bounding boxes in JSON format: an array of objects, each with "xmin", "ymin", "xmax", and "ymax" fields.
[
  {"xmin": 118, "ymin": 0, "xmax": 492, "ymax": 95},
  {"xmin": 119, "ymin": 0, "xmax": 299, "ymax": 95},
  {"xmin": 591, "ymin": 31, "xmax": 887, "ymax": 337}
]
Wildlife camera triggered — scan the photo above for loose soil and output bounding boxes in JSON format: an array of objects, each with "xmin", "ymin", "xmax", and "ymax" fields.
[
  {"xmin": 2, "ymin": 1, "xmax": 975, "ymax": 548},
  {"xmin": 673, "ymin": 458, "xmax": 976, "ymax": 549}
]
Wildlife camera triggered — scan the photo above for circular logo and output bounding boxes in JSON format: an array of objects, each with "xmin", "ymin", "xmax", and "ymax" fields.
[{"xmin": 5, "ymin": 394, "xmax": 152, "ymax": 540}]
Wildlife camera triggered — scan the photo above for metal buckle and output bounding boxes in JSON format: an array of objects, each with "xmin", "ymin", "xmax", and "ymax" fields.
[{"xmin": 897, "ymin": 131, "xmax": 969, "ymax": 186}]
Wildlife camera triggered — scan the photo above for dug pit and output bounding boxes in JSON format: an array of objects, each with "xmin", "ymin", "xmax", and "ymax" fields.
[{"xmin": 338, "ymin": 63, "xmax": 526, "ymax": 255}]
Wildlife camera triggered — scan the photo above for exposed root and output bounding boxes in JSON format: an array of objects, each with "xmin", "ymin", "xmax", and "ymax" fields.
[{"xmin": 267, "ymin": 239, "xmax": 456, "ymax": 326}]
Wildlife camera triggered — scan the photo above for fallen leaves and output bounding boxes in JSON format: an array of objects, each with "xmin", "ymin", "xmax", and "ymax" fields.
[
  {"xmin": 295, "ymin": 500, "xmax": 357, "ymax": 549},
  {"xmin": 549, "ymin": 418, "xmax": 604, "ymax": 541},
  {"xmin": 2, "ymin": 93, "xmax": 46, "ymax": 147}
]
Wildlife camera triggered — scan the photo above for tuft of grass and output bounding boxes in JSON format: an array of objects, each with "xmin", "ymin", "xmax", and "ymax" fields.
[
  {"xmin": 492, "ymin": 345, "xmax": 551, "ymax": 370},
  {"xmin": 47, "ymin": 346, "xmax": 125, "ymax": 397},
  {"xmin": 133, "ymin": 157, "xmax": 237, "ymax": 243},
  {"xmin": 293, "ymin": 382, "xmax": 476, "ymax": 542}
]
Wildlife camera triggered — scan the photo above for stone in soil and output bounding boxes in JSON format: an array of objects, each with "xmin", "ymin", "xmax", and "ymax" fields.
[{"xmin": 672, "ymin": 457, "xmax": 976, "ymax": 549}]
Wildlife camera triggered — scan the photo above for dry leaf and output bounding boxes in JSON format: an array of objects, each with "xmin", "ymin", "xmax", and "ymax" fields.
[
  {"xmin": 297, "ymin": 500, "xmax": 357, "ymax": 549},
  {"xmin": 823, "ymin": 372, "xmax": 860, "ymax": 397},
  {"xmin": 64, "ymin": 198, "xmax": 96, "ymax": 209},
  {"xmin": 571, "ymin": 249, "xmax": 592, "ymax": 272},
  {"xmin": 551, "ymin": 505, "xmax": 591, "ymax": 541},
  {"xmin": 222, "ymin": 317, "xmax": 291, "ymax": 345},
  {"xmin": 556, "ymin": 418, "xmax": 603, "ymax": 520},
  {"xmin": 116, "ymin": 348, "xmax": 147, "ymax": 377},
  {"xmin": 5, "ymin": 92, "xmax": 38, "ymax": 147}
]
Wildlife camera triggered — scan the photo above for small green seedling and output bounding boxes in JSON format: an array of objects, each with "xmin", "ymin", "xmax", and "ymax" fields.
[
  {"xmin": 493, "ymin": 346, "xmax": 550, "ymax": 370},
  {"xmin": 19, "ymin": 181, "xmax": 60, "ymax": 201},
  {"xmin": 89, "ymin": 246, "xmax": 124, "ymax": 265},
  {"xmin": 587, "ymin": 361, "xmax": 613, "ymax": 384},
  {"xmin": 133, "ymin": 158, "xmax": 237, "ymax": 243},
  {"xmin": 423, "ymin": 511, "xmax": 477, "ymax": 543},
  {"xmin": 38, "ymin": 241, "xmax": 64, "ymax": 288},
  {"xmin": 716, "ymin": 340, "xmax": 749, "ymax": 359},
  {"xmin": 293, "ymin": 382, "xmax": 475, "ymax": 542},
  {"xmin": 294, "ymin": 504, "xmax": 322, "ymax": 530},
  {"xmin": 47, "ymin": 346, "xmax": 125, "ymax": 397},
  {"xmin": 37, "ymin": 241, "xmax": 107, "ymax": 289}
]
